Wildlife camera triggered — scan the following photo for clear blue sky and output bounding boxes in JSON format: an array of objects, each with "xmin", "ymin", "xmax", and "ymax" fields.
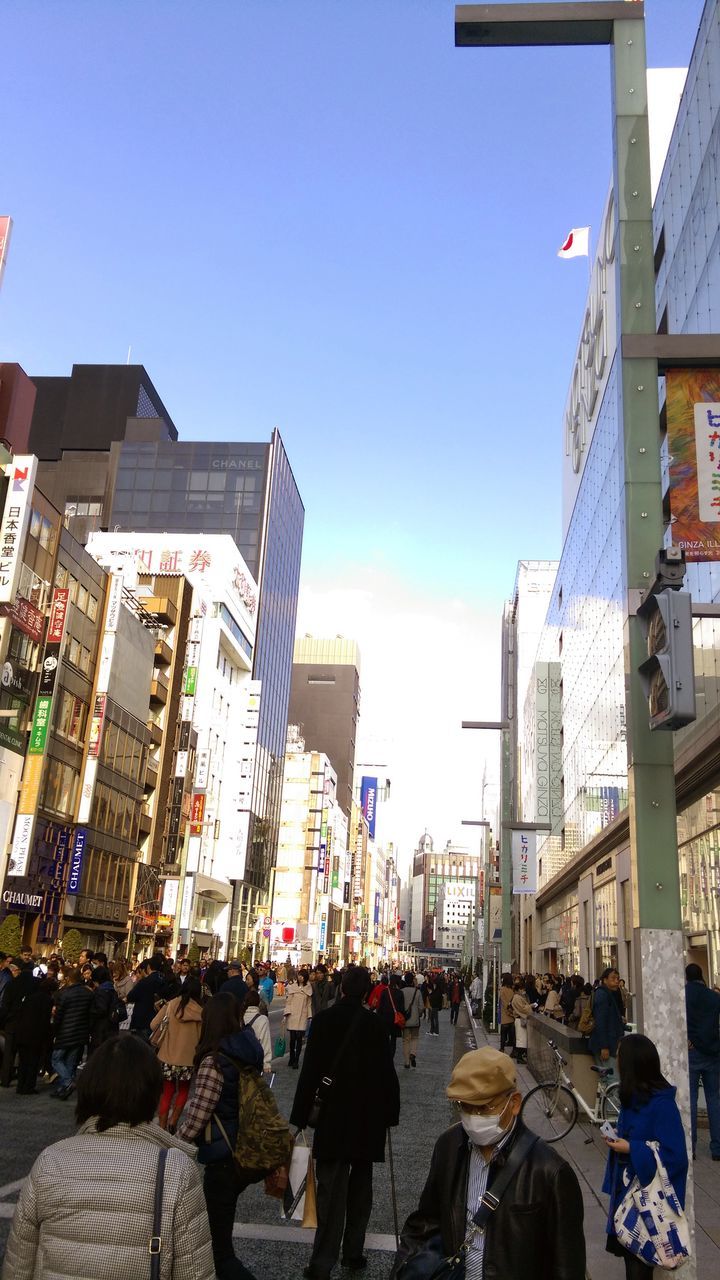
[{"xmin": 1, "ymin": 0, "xmax": 707, "ymax": 606}]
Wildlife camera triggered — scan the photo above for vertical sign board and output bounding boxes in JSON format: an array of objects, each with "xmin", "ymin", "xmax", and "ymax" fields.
[
  {"xmin": 360, "ymin": 776, "xmax": 378, "ymax": 841},
  {"xmin": 0, "ymin": 217, "xmax": 12, "ymax": 291},
  {"xmin": 66, "ymin": 829, "xmax": 87, "ymax": 895},
  {"xmin": 7, "ymin": 587, "xmax": 69, "ymax": 876},
  {"xmin": 511, "ymin": 830, "xmax": 537, "ymax": 895},
  {"xmin": 666, "ymin": 368, "xmax": 720, "ymax": 560},
  {"xmin": 0, "ymin": 455, "xmax": 38, "ymax": 604}
]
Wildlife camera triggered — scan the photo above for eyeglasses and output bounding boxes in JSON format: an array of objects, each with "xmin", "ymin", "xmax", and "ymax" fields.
[{"xmin": 458, "ymin": 1093, "xmax": 513, "ymax": 1117}]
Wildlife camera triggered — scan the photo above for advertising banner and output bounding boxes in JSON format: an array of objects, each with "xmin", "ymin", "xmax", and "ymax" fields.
[
  {"xmin": 161, "ymin": 878, "xmax": 180, "ymax": 915},
  {"xmin": 511, "ymin": 830, "xmax": 537, "ymax": 894},
  {"xmin": 0, "ymin": 595, "xmax": 45, "ymax": 643},
  {"xmin": 0, "ymin": 456, "xmax": 38, "ymax": 604},
  {"xmin": 360, "ymin": 776, "xmax": 378, "ymax": 840},
  {"xmin": 7, "ymin": 814, "xmax": 34, "ymax": 877},
  {"xmin": 47, "ymin": 588, "xmax": 70, "ymax": 643},
  {"xmin": 666, "ymin": 367, "xmax": 720, "ymax": 560},
  {"xmin": 67, "ymin": 828, "xmax": 87, "ymax": 894},
  {"xmin": 185, "ymin": 666, "xmax": 197, "ymax": 696},
  {"xmin": 27, "ymin": 695, "xmax": 52, "ymax": 754},
  {"xmin": 88, "ymin": 693, "xmax": 107, "ymax": 758}
]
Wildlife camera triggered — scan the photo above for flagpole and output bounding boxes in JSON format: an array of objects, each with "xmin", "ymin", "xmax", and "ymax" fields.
[{"xmin": 587, "ymin": 226, "xmax": 592, "ymax": 286}]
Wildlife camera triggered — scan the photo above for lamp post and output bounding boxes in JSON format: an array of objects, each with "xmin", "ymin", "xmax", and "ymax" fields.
[{"xmin": 456, "ymin": 4, "xmax": 695, "ymax": 1268}]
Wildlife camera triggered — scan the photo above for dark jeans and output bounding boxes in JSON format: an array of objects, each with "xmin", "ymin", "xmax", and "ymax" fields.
[
  {"xmin": 310, "ymin": 1159, "xmax": 374, "ymax": 1275},
  {"xmin": 16, "ymin": 1048, "xmax": 41, "ymax": 1093},
  {"xmin": 203, "ymin": 1156, "xmax": 257, "ymax": 1279},
  {"xmin": 500, "ymin": 1023, "xmax": 515, "ymax": 1053},
  {"xmin": 51, "ymin": 1045, "xmax": 83, "ymax": 1089},
  {"xmin": 689, "ymin": 1048, "xmax": 720, "ymax": 1157},
  {"xmin": 429, "ymin": 1009, "xmax": 439, "ymax": 1034},
  {"xmin": 289, "ymin": 1029, "xmax": 305, "ymax": 1066},
  {"xmin": 450, "ymin": 1003, "xmax": 460, "ymax": 1025}
]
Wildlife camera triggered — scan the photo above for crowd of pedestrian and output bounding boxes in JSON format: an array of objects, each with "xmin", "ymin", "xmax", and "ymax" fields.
[{"xmin": 0, "ymin": 948, "xmax": 717, "ymax": 1280}]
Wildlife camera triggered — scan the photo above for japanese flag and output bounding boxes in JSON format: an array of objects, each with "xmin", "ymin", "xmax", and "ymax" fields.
[{"xmin": 557, "ymin": 226, "xmax": 590, "ymax": 259}]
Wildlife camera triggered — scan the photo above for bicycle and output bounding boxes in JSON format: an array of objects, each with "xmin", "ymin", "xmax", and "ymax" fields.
[{"xmin": 520, "ymin": 1037, "xmax": 621, "ymax": 1143}]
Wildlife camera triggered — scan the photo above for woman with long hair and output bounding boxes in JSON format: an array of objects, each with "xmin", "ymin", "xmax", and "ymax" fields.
[
  {"xmin": 283, "ymin": 968, "xmax": 312, "ymax": 1068},
  {"xmin": 177, "ymin": 993, "xmax": 263, "ymax": 1280},
  {"xmin": 602, "ymin": 1033, "xmax": 688, "ymax": 1278},
  {"xmin": 150, "ymin": 975, "xmax": 204, "ymax": 1130},
  {"xmin": 239, "ymin": 988, "xmax": 272, "ymax": 1073}
]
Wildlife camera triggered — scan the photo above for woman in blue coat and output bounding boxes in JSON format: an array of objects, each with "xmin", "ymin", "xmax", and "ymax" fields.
[{"xmin": 602, "ymin": 1033, "xmax": 688, "ymax": 1278}]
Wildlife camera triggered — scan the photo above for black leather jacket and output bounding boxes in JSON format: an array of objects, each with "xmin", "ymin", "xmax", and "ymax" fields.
[{"xmin": 391, "ymin": 1119, "xmax": 586, "ymax": 1280}]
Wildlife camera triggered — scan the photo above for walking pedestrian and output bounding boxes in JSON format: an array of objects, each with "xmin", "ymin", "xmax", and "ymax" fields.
[
  {"xmin": 400, "ymin": 971, "xmax": 422, "ymax": 1069},
  {"xmin": 151, "ymin": 976, "xmax": 204, "ymax": 1130},
  {"xmin": 449, "ymin": 973, "xmax": 465, "ymax": 1025},
  {"xmin": 588, "ymin": 967, "xmax": 628, "ymax": 1078},
  {"xmin": 2, "ymin": 1033, "xmax": 215, "ymax": 1280},
  {"xmin": 0, "ymin": 958, "xmax": 36, "ymax": 1088},
  {"xmin": 239, "ymin": 989, "xmax": 272, "ymax": 1074},
  {"xmin": 14, "ymin": 974, "xmax": 55, "ymax": 1095},
  {"xmin": 392, "ymin": 1046, "xmax": 586, "ymax": 1280},
  {"xmin": 290, "ymin": 965, "xmax": 400, "ymax": 1280},
  {"xmin": 125, "ymin": 952, "xmax": 167, "ymax": 1039},
  {"xmin": 511, "ymin": 979, "xmax": 533, "ymax": 1065},
  {"xmin": 176, "ymin": 992, "xmax": 264, "ymax": 1280},
  {"xmin": 311, "ymin": 963, "xmax": 332, "ymax": 1017},
  {"xmin": 427, "ymin": 978, "xmax": 443, "ymax": 1036},
  {"xmin": 50, "ymin": 967, "xmax": 94, "ymax": 1099},
  {"xmin": 602, "ymin": 1033, "xmax": 688, "ymax": 1277},
  {"xmin": 685, "ymin": 962, "xmax": 720, "ymax": 1161},
  {"xmin": 499, "ymin": 973, "xmax": 516, "ymax": 1055},
  {"xmin": 219, "ymin": 959, "xmax": 249, "ymax": 1005},
  {"xmin": 89, "ymin": 965, "xmax": 124, "ymax": 1051},
  {"xmin": 284, "ymin": 970, "xmax": 313, "ymax": 1069}
]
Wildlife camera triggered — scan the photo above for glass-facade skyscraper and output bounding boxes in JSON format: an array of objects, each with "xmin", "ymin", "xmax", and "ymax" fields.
[{"xmin": 108, "ymin": 429, "xmax": 304, "ymax": 943}]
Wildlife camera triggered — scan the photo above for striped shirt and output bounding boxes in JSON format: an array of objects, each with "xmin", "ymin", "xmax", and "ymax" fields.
[{"xmin": 465, "ymin": 1120, "xmax": 517, "ymax": 1279}]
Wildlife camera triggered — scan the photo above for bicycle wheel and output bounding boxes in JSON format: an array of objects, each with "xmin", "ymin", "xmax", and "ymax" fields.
[
  {"xmin": 521, "ymin": 1082, "xmax": 578, "ymax": 1143},
  {"xmin": 601, "ymin": 1083, "xmax": 621, "ymax": 1123}
]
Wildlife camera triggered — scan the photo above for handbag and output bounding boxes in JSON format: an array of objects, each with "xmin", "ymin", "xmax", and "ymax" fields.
[
  {"xmin": 613, "ymin": 1140, "xmax": 691, "ymax": 1270},
  {"xmin": 388, "ymin": 989, "xmax": 406, "ymax": 1030},
  {"xmin": 577, "ymin": 994, "xmax": 595, "ymax": 1037},
  {"xmin": 273, "ymin": 1034, "xmax": 287, "ymax": 1059},
  {"xmin": 394, "ymin": 1129, "xmax": 539, "ymax": 1280},
  {"xmin": 149, "ymin": 1012, "xmax": 170, "ymax": 1050},
  {"xmin": 149, "ymin": 1148, "xmax": 168, "ymax": 1280}
]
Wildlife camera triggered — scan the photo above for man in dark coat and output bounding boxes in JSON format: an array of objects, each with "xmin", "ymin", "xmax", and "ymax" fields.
[
  {"xmin": 392, "ymin": 1047, "xmax": 586, "ymax": 1280},
  {"xmin": 125, "ymin": 951, "xmax": 166, "ymax": 1036},
  {"xmin": 290, "ymin": 964, "xmax": 400, "ymax": 1280},
  {"xmin": 0, "ymin": 959, "xmax": 37, "ymax": 1087},
  {"xmin": 218, "ymin": 959, "xmax": 249, "ymax": 1005},
  {"xmin": 588, "ymin": 966, "xmax": 627, "ymax": 1077},
  {"xmin": 51, "ymin": 968, "xmax": 94, "ymax": 1098}
]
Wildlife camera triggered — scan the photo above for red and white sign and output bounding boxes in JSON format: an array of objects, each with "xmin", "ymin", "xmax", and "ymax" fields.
[
  {"xmin": 0, "ymin": 595, "xmax": 45, "ymax": 643},
  {"xmin": 0, "ymin": 456, "xmax": 38, "ymax": 605},
  {"xmin": 47, "ymin": 588, "xmax": 70, "ymax": 642},
  {"xmin": 0, "ymin": 217, "xmax": 12, "ymax": 290}
]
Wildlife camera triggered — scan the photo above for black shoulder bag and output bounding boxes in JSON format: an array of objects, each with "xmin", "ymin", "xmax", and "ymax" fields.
[
  {"xmin": 307, "ymin": 1008, "xmax": 363, "ymax": 1129},
  {"xmin": 394, "ymin": 1128, "xmax": 538, "ymax": 1280}
]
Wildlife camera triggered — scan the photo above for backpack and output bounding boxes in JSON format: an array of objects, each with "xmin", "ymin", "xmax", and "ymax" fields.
[
  {"xmin": 233, "ymin": 1065, "xmax": 292, "ymax": 1175},
  {"xmin": 577, "ymin": 994, "xmax": 595, "ymax": 1037},
  {"xmin": 109, "ymin": 992, "xmax": 127, "ymax": 1025}
]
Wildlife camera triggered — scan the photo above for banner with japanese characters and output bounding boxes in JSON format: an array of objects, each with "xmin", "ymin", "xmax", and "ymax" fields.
[
  {"xmin": 666, "ymin": 367, "xmax": 720, "ymax": 561},
  {"xmin": 511, "ymin": 829, "xmax": 537, "ymax": 895}
]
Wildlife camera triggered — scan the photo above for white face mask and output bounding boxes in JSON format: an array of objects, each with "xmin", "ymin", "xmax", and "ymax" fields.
[{"xmin": 460, "ymin": 1097, "xmax": 513, "ymax": 1147}]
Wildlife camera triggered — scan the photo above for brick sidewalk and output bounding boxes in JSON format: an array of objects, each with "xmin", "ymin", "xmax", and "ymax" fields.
[{"xmin": 471, "ymin": 1014, "xmax": 720, "ymax": 1280}]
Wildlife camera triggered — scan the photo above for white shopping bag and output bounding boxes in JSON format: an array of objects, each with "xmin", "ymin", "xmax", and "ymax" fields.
[{"xmin": 283, "ymin": 1133, "xmax": 311, "ymax": 1221}]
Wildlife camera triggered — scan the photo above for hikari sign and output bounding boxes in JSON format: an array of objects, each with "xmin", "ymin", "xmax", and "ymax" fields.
[{"xmin": 511, "ymin": 829, "xmax": 537, "ymax": 895}]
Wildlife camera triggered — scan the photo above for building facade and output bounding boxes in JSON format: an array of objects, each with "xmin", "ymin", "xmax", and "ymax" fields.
[{"xmin": 288, "ymin": 635, "xmax": 361, "ymax": 819}]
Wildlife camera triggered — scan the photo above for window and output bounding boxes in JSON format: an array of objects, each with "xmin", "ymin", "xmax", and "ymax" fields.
[
  {"xmin": 88, "ymin": 595, "xmax": 98, "ymax": 622},
  {"xmin": 56, "ymin": 689, "xmax": 88, "ymax": 744},
  {"xmin": 77, "ymin": 585, "xmax": 88, "ymax": 613},
  {"xmin": 41, "ymin": 758, "xmax": 80, "ymax": 816}
]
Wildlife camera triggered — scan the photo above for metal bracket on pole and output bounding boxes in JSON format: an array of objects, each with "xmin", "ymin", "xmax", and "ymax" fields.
[{"xmin": 501, "ymin": 822, "xmax": 552, "ymax": 832}]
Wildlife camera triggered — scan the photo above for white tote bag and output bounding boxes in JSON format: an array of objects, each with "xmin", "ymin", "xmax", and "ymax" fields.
[
  {"xmin": 613, "ymin": 1140, "xmax": 691, "ymax": 1270},
  {"xmin": 282, "ymin": 1133, "xmax": 310, "ymax": 1221}
]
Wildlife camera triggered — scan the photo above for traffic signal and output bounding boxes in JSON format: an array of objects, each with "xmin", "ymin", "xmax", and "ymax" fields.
[{"xmin": 637, "ymin": 589, "xmax": 696, "ymax": 731}]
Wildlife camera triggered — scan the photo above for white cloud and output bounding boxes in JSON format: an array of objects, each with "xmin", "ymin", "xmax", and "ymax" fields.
[{"xmin": 296, "ymin": 565, "xmax": 503, "ymax": 877}]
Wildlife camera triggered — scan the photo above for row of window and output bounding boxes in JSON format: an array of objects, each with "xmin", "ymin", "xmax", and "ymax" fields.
[
  {"xmin": 41, "ymin": 758, "xmax": 79, "ymax": 817},
  {"xmin": 75, "ymin": 845, "xmax": 133, "ymax": 905},
  {"xmin": 55, "ymin": 689, "xmax": 89, "ymax": 744},
  {"xmin": 101, "ymin": 720, "xmax": 147, "ymax": 785},
  {"xmin": 64, "ymin": 497, "xmax": 103, "ymax": 518},
  {"xmin": 66, "ymin": 636, "xmax": 94, "ymax": 676},
  {"xmin": 54, "ymin": 563, "xmax": 100, "ymax": 621},
  {"xmin": 28, "ymin": 508, "xmax": 57, "ymax": 555},
  {"xmin": 90, "ymin": 781, "xmax": 142, "ymax": 845}
]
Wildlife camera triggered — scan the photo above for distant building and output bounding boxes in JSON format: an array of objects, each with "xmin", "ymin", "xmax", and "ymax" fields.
[{"xmin": 288, "ymin": 636, "xmax": 360, "ymax": 819}]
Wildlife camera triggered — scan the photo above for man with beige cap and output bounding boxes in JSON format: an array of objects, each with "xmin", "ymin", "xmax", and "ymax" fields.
[{"xmin": 392, "ymin": 1047, "xmax": 586, "ymax": 1279}]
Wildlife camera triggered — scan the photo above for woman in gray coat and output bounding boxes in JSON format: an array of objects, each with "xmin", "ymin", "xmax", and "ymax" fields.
[{"xmin": 2, "ymin": 1034, "xmax": 214, "ymax": 1280}]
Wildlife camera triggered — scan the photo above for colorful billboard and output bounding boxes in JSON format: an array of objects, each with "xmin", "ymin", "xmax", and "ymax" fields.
[
  {"xmin": 360, "ymin": 776, "xmax": 378, "ymax": 840},
  {"xmin": 666, "ymin": 367, "xmax": 720, "ymax": 560}
]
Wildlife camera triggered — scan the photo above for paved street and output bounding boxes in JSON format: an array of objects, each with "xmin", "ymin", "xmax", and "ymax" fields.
[{"xmin": 1, "ymin": 1001, "xmax": 718, "ymax": 1278}]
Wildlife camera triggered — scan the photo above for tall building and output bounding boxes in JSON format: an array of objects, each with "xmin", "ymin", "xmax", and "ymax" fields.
[
  {"xmin": 411, "ymin": 833, "xmax": 479, "ymax": 951},
  {"xmin": 287, "ymin": 636, "xmax": 361, "ymax": 818},
  {"xmin": 512, "ymin": 1, "xmax": 720, "ymax": 986},
  {"xmin": 25, "ymin": 366, "xmax": 304, "ymax": 952}
]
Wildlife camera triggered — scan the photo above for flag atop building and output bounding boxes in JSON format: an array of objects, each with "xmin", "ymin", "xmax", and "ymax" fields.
[{"xmin": 557, "ymin": 226, "xmax": 590, "ymax": 259}]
